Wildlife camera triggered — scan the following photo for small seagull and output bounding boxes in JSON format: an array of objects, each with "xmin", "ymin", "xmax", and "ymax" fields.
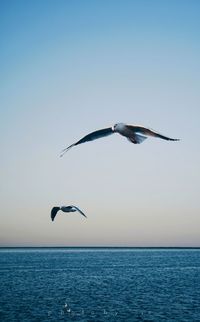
[
  {"xmin": 51, "ymin": 205, "xmax": 87, "ymax": 221},
  {"xmin": 60, "ymin": 122, "xmax": 179, "ymax": 156}
]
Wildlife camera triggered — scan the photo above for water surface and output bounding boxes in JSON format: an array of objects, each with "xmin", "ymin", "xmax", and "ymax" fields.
[{"xmin": 0, "ymin": 248, "xmax": 200, "ymax": 321}]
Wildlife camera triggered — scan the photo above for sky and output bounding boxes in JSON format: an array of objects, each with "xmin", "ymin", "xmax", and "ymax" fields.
[{"xmin": 1, "ymin": 0, "xmax": 200, "ymax": 247}]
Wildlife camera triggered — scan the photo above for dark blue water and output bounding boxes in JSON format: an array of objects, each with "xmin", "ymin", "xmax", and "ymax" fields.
[{"xmin": 0, "ymin": 248, "xmax": 200, "ymax": 321}]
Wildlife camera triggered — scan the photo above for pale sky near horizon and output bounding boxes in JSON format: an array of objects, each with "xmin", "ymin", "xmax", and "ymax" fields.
[{"xmin": 1, "ymin": 0, "xmax": 200, "ymax": 247}]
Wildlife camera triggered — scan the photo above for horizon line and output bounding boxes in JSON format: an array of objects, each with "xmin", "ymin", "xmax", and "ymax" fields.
[{"xmin": 0, "ymin": 246, "xmax": 200, "ymax": 249}]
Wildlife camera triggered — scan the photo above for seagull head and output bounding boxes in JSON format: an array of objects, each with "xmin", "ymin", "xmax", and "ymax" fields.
[
  {"xmin": 112, "ymin": 123, "xmax": 125, "ymax": 132},
  {"xmin": 112, "ymin": 123, "xmax": 119, "ymax": 131}
]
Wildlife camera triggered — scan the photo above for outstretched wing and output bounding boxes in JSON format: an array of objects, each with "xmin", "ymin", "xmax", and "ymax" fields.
[
  {"xmin": 72, "ymin": 206, "xmax": 87, "ymax": 218},
  {"xmin": 51, "ymin": 207, "xmax": 60, "ymax": 221},
  {"xmin": 60, "ymin": 127, "xmax": 113, "ymax": 157},
  {"xmin": 127, "ymin": 125, "xmax": 180, "ymax": 141}
]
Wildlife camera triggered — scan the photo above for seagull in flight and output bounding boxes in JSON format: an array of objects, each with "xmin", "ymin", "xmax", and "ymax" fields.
[
  {"xmin": 51, "ymin": 205, "xmax": 87, "ymax": 221},
  {"xmin": 60, "ymin": 122, "xmax": 179, "ymax": 156}
]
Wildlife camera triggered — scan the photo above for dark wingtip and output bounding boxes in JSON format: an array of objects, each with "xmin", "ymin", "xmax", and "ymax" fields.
[
  {"xmin": 60, "ymin": 145, "xmax": 74, "ymax": 157},
  {"xmin": 51, "ymin": 207, "xmax": 60, "ymax": 221}
]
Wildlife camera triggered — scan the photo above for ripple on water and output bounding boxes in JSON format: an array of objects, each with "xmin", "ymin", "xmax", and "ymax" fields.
[{"xmin": 0, "ymin": 248, "xmax": 200, "ymax": 321}]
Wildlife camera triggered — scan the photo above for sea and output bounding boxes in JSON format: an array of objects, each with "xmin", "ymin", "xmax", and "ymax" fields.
[{"xmin": 0, "ymin": 248, "xmax": 200, "ymax": 322}]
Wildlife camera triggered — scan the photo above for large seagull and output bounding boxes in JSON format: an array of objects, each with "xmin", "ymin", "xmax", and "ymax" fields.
[
  {"xmin": 51, "ymin": 205, "xmax": 87, "ymax": 221},
  {"xmin": 60, "ymin": 123, "xmax": 179, "ymax": 156}
]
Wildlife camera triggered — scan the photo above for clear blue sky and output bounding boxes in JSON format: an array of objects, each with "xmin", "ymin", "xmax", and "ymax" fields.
[{"xmin": 1, "ymin": 0, "xmax": 200, "ymax": 246}]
